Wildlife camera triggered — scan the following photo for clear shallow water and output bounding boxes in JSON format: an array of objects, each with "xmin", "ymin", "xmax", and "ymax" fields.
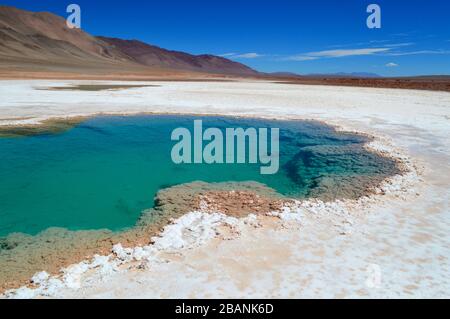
[{"xmin": 0, "ymin": 115, "xmax": 397, "ymax": 236}]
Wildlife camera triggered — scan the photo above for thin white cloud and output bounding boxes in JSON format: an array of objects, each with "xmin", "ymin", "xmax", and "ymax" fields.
[
  {"xmin": 232, "ymin": 53, "xmax": 264, "ymax": 59},
  {"xmin": 329, "ymin": 41, "xmax": 413, "ymax": 49},
  {"xmin": 309, "ymin": 48, "xmax": 390, "ymax": 57},
  {"xmin": 287, "ymin": 56, "xmax": 319, "ymax": 61},
  {"xmin": 370, "ymin": 39, "xmax": 391, "ymax": 44},
  {"xmin": 385, "ymin": 62, "xmax": 399, "ymax": 67},
  {"xmin": 383, "ymin": 42, "xmax": 415, "ymax": 48},
  {"xmin": 219, "ymin": 53, "xmax": 236, "ymax": 57},
  {"xmin": 327, "ymin": 42, "xmax": 368, "ymax": 48},
  {"xmin": 286, "ymin": 48, "xmax": 390, "ymax": 61},
  {"xmin": 218, "ymin": 52, "xmax": 265, "ymax": 59},
  {"xmin": 386, "ymin": 49, "xmax": 450, "ymax": 56},
  {"xmin": 390, "ymin": 32, "xmax": 411, "ymax": 37}
]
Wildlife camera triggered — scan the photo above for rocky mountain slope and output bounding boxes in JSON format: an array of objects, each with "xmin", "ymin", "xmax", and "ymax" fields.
[{"xmin": 0, "ymin": 6, "xmax": 258, "ymax": 76}]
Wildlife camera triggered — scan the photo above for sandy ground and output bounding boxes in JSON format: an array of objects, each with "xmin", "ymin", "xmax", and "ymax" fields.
[{"xmin": 0, "ymin": 80, "xmax": 449, "ymax": 298}]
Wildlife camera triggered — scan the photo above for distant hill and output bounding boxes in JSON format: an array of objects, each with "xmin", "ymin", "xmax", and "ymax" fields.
[
  {"xmin": 306, "ymin": 72, "xmax": 381, "ymax": 78},
  {"xmin": 97, "ymin": 37, "xmax": 257, "ymax": 76},
  {"xmin": 0, "ymin": 6, "xmax": 129, "ymax": 64},
  {"xmin": 268, "ymin": 72, "xmax": 303, "ymax": 77},
  {"xmin": 0, "ymin": 6, "xmax": 258, "ymax": 76},
  {"xmin": 268, "ymin": 72, "xmax": 381, "ymax": 79}
]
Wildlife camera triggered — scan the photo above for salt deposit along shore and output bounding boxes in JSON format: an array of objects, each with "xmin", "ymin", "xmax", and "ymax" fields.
[{"xmin": 0, "ymin": 80, "xmax": 449, "ymax": 298}]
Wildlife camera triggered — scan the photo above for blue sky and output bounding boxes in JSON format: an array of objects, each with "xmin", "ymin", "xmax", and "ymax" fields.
[{"xmin": 2, "ymin": 0, "xmax": 450, "ymax": 76}]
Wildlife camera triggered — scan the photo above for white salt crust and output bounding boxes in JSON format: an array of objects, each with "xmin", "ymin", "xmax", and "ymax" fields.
[
  {"xmin": 2, "ymin": 131, "xmax": 420, "ymax": 299},
  {"xmin": 2, "ymin": 80, "xmax": 445, "ymax": 298}
]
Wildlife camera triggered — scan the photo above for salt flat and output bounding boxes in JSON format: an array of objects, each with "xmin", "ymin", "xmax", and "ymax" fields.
[{"xmin": 1, "ymin": 80, "xmax": 449, "ymax": 298}]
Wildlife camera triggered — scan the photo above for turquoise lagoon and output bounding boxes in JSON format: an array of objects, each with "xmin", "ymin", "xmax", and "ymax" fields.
[{"xmin": 0, "ymin": 115, "xmax": 398, "ymax": 236}]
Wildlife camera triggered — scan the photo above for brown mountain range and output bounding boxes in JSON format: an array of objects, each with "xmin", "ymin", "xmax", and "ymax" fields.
[
  {"xmin": 0, "ymin": 6, "xmax": 258, "ymax": 76},
  {"xmin": 97, "ymin": 36, "xmax": 257, "ymax": 75}
]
